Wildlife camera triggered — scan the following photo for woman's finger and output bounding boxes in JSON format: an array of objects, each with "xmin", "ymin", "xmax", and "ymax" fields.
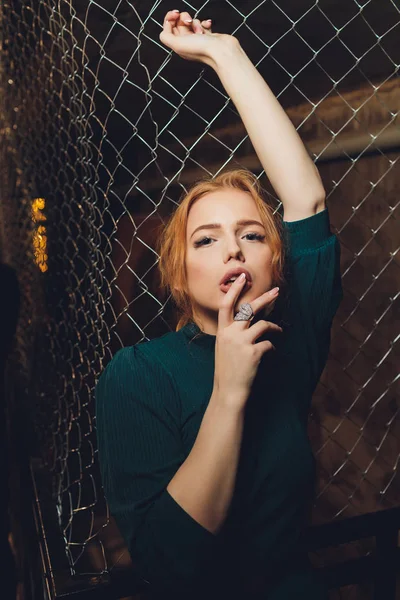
[
  {"xmin": 250, "ymin": 287, "xmax": 280, "ymax": 317},
  {"xmin": 192, "ymin": 18, "xmax": 204, "ymax": 34},
  {"xmin": 245, "ymin": 320, "xmax": 283, "ymax": 345},
  {"xmin": 254, "ymin": 340, "xmax": 276, "ymax": 354},
  {"xmin": 161, "ymin": 11, "xmax": 180, "ymax": 37},
  {"xmin": 165, "ymin": 10, "xmax": 180, "ymax": 20},
  {"xmin": 201, "ymin": 19, "xmax": 212, "ymax": 30},
  {"xmin": 218, "ymin": 283, "xmax": 280, "ymax": 331},
  {"xmin": 162, "ymin": 18, "xmax": 174, "ymax": 36},
  {"xmin": 176, "ymin": 11, "xmax": 193, "ymax": 32},
  {"xmin": 218, "ymin": 273, "xmax": 250, "ymax": 330}
]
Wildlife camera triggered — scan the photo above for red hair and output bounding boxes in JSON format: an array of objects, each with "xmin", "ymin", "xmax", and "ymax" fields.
[{"xmin": 156, "ymin": 169, "xmax": 285, "ymax": 331}]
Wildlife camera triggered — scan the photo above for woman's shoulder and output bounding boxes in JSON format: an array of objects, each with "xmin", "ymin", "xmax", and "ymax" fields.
[
  {"xmin": 98, "ymin": 328, "xmax": 186, "ymax": 387},
  {"xmin": 125, "ymin": 328, "xmax": 189, "ymax": 372},
  {"xmin": 136, "ymin": 327, "xmax": 187, "ymax": 355},
  {"xmin": 95, "ymin": 332, "xmax": 184, "ymax": 415}
]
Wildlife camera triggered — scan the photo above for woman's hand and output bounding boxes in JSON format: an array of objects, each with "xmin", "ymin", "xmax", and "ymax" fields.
[
  {"xmin": 159, "ymin": 10, "xmax": 239, "ymax": 68},
  {"xmin": 213, "ymin": 274, "xmax": 282, "ymax": 411}
]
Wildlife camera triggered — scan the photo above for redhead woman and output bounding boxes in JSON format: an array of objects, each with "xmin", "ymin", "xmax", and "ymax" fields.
[{"xmin": 96, "ymin": 10, "xmax": 343, "ymax": 600}]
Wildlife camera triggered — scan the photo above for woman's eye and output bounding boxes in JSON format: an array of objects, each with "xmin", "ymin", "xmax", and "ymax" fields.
[
  {"xmin": 245, "ymin": 233, "xmax": 265, "ymax": 241},
  {"xmin": 194, "ymin": 233, "xmax": 265, "ymax": 247},
  {"xmin": 194, "ymin": 236, "xmax": 213, "ymax": 247}
]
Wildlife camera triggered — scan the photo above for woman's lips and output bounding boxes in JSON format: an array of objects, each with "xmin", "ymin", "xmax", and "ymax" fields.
[{"xmin": 219, "ymin": 279, "xmax": 252, "ymax": 294}]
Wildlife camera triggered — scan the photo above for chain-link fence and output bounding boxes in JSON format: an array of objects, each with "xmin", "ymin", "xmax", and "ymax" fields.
[{"xmin": 1, "ymin": 1, "xmax": 399, "ymax": 599}]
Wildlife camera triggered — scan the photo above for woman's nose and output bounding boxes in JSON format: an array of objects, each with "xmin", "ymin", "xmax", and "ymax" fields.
[{"xmin": 223, "ymin": 239, "xmax": 243, "ymax": 262}]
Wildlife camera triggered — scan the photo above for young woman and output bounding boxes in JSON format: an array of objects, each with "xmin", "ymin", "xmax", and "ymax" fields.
[{"xmin": 96, "ymin": 10, "xmax": 343, "ymax": 600}]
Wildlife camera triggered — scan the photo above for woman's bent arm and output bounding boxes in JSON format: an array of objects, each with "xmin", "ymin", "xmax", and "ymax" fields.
[
  {"xmin": 208, "ymin": 40, "xmax": 326, "ymax": 222},
  {"xmin": 167, "ymin": 389, "xmax": 245, "ymax": 534},
  {"xmin": 159, "ymin": 11, "xmax": 325, "ymax": 221}
]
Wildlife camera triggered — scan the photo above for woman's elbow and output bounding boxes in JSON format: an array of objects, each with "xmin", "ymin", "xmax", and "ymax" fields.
[{"xmin": 312, "ymin": 166, "xmax": 326, "ymax": 210}]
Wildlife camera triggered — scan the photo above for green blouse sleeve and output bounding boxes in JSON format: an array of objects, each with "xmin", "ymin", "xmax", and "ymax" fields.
[
  {"xmin": 281, "ymin": 208, "xmax": 343, "ymax": 389},
  {"xmin": 95, "ymin": 346, "xmax": 218, "ymax": 594},
  {"xmin": 283, "ymin": 207, "xmax": 343, "ymax": 330}
]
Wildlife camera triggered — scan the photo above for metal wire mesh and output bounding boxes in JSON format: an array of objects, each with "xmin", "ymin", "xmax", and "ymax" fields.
[{"xmin": 1, "ymin": 0, "xmax": 399, "ymax": 597}]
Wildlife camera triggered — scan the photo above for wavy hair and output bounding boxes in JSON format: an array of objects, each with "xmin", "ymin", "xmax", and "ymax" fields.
[{"xmin": 156, "ymin": 169, "xmax": 285, "ymax": 331}]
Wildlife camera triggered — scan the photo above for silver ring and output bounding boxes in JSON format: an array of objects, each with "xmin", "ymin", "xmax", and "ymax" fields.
[{"xmin": 233, "ymin": 302, "xmax": 254, "ymax": 321}]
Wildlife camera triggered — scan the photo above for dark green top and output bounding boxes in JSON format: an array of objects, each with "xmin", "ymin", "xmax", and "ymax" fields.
[{"xmin": 96, "ymin": 208, "xmax": 343, "ymax": 599}]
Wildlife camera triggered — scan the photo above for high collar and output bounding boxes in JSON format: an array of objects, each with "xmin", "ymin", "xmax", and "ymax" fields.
[{"xmin": 180, "ymin": 321, "xmax": 216, "ymax": 348}]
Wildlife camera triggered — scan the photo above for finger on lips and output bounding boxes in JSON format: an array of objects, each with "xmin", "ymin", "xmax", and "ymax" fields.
[
  {"xmin": 228, "ymin": 273, "xmax": 279, "ymax": 303},
  {"xmin": 227, "ymin": 272, "xmax": 246, "ymax": 293}
]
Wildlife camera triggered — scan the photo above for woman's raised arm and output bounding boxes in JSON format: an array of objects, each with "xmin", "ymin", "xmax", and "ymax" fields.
[{"xmin": 160, "ymin": 10, "xmax": 326, "ymax": 222}]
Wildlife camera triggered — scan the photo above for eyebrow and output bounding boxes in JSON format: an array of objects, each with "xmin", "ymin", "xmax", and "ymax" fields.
[{"xmin": 190, "ymin": 219, "xmax": 264, "ymax": 240}]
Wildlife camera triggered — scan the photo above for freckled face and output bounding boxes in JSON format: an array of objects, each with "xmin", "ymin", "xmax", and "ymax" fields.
[{"xmin": 184, "ymin": 189, "xmax": 274, "ymax": 331}]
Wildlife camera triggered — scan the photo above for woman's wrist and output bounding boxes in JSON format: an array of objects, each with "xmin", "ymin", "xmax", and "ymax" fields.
[{"xmin": 205, "ymin": 35, "xmax": 244, "ymax": 71}]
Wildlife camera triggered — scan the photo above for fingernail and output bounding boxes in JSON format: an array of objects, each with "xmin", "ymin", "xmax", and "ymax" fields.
[
  {"xmin": 271, "ymin": 287, "xmax": 279, "ymax": 293},
  {"xmin": 184, "ymin": 18, "xmax": 192, "ymax": 23},
  {"xmin": 172, "ymin": 9, "xmax": 180, "ymax": 12},
  {"xmin": 238, "ymin": 273, "xmax": 246, "ymax": 282},
  {"xmin": 206, "ymin": 19, "xmax": 212, "ymax": 22}
]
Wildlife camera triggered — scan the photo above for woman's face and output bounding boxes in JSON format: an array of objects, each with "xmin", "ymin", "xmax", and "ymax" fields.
[{"xmin": 184, "ymin": 188, "xmax": 274, "ymax": 334}]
